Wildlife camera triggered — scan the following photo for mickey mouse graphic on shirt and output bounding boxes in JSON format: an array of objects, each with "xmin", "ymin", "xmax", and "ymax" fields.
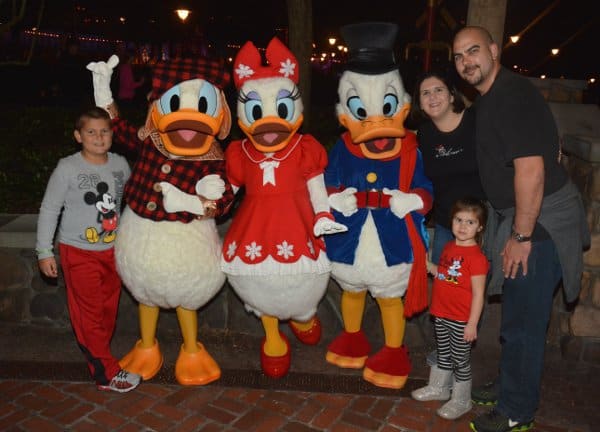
[{"xmin": 84, "ymin": 181, "xmax": 118, "ymax": 244}]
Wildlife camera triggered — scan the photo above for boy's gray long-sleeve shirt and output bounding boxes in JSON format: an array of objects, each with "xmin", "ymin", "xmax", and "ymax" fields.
[{"xmin": 36, "ymin": 152, "xmax": 130, "ymax": 259}]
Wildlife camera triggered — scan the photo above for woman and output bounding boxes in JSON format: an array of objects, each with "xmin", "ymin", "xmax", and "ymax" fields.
[
  {"xmin": 411, "ymin": 71, "xmax": 485, "ymax": 265},
  {"xmin": 411, "ymin": 71, "xmax": 487, "ymax": 368}
]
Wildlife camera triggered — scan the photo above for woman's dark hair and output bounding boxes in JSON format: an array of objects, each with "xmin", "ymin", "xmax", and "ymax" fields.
[
  {"xmin": 409, "ymin": 70, "xmax": 466, "ymax": 123},
  {"xmin": 450, "ymin": 197, "xmax": 488, "ymax": 247}
]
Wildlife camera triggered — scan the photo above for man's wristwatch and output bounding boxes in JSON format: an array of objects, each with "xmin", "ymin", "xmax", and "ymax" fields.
[{"xmin": 511, "ymin": 229, "xmax": 532, "ymax": 242}]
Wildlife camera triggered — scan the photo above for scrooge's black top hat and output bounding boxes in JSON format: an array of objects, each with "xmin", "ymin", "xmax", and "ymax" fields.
[{"xmin": 341, "ymin": 22, "xmax": 399, "ymax": 75}]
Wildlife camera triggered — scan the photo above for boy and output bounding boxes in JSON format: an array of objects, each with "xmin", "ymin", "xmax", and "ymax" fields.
[{"xmin": 36, "ymin": 107, "xmax": 140, "ymax": 392}]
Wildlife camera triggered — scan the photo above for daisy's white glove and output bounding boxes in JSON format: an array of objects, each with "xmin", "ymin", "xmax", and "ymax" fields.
[
  {"xmin": 160, "ymin": 182, "xmax": 205, "ymax": 215},
  {"xmin": 313, "ymin": 216, "xmax": 348, "ymax": 237},
  {"xmin": 86, "ymin": 55, "xmax": 119, "ymax": 108},
  {"xmin": 383, "ymin": 188, "xmax": 423, "ymax": 219},
  {"xmin": 328, "ymin": 187, "xmax": 358, "ymax": 217},
  {"xmin": 195, "ymin": 174, "xmax": 225, "ymax": 200}
]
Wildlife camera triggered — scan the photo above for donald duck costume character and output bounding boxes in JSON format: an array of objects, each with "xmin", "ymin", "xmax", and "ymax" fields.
[
  {"xmin": 324, "ymin": 22, "xmax": 433, "ymax": 389},
  {"xmin": 222, "ymin": 37, "xmax": 346, "ymax": 378},
  {"xmin": 87, "ymin": 55, "xmax": 234, "ymax": 386}
]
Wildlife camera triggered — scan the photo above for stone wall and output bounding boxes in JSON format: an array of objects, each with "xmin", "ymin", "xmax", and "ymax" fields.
[
  {"xmin": 539, "ymin": 76, "xmax": 600, "ymax": 363},
  {"xmin": 529, "ymin": 77, "xmax": 588, "ymax": 104},
  {"xmin": 560, "ymin": 134, "xmax": 600, "ymax": 363}
]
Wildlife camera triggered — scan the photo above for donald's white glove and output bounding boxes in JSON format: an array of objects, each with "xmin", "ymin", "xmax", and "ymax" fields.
[
  {"xmin": 195, "ymin": 174, "xmax": 225, "ymax": 200},
  {"xmin": 160, "ymin": 182, "xmax": 205, "ymax": 215},
  {"xmin": 313, "ymin": 217, "xmax": 348, "ymax": 237},
  {"xmin": 328, "ymin": 187, "xmax": 358, "ymax": 217},
  {"xmin": 86, "ymin": 55, "xmax": 119, "ymax": 108},
  {"xmin": 383, "ymin": 188, "xmax": 424, "ymax": 219}
]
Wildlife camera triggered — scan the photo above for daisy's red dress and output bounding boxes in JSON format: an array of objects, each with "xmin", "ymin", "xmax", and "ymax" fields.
[{"xmin": 221, "ymin": 134, "xmax": 330, "ymax": 277}]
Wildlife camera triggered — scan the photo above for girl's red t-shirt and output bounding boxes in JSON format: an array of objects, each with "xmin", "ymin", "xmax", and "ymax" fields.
[{"xmin": 430, "ymin": 241, "xmax": 489, "ymax": 322}]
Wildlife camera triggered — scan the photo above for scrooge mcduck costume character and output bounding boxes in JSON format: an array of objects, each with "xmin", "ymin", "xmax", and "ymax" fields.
[
  {"xmin": 86, "ymin": 55, "xmax": 234, "ymax": 386},
  {"xmin": 222, "ymin": 37, "xmax": 347, "ymax": 378},
  {"xmin": 324, "ymin": 22, "xmax": 433, "ymax": 389}
]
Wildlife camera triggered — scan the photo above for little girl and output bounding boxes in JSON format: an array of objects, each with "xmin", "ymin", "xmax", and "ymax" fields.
[{"xmin": 412, "ymin": 197, "xmax": 489, "ymax": 420}]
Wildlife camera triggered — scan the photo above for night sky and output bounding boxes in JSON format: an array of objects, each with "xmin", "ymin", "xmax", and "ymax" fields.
[{"xmin": 8, "ymin": 0, "xmax": 599, "ymax": 81}]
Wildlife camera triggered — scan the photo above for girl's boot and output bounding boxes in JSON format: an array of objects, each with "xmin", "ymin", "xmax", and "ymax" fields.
[
  {"xmin": 411, "ymin": 365, "xmax": 452, "ymax": 401},
  {"xmin": 437, "ymin": 378, "xmax": 472, "ymax": 419}
]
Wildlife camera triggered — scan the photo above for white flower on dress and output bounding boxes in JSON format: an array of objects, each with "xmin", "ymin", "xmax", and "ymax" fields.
[
  {"xmin": 235, "ymin": 63, "xmax": 254, "ymax": 80},
  {"xmin": 279, "ymin": 59, "xmax": 296, "ymax": 78},
  {"xmin": 276, "ymin": 241, "xmax": 295, "ymax": 259},
  {"xmin": 245, "ymin": 241, "xmax": 263, "ymax": 260},
  {"xmin": 307, "ymin": 240, "xmax": 315, "ymax": 256},
  {"xmin": 226, "ymin": 241, "xmax": 238, "ymax": 259}
]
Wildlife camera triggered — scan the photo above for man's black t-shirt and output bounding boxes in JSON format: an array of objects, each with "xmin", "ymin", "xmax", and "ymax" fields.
[{"xmin": 474, "ymin": 67, "xmax": 567, "ymax": 211}]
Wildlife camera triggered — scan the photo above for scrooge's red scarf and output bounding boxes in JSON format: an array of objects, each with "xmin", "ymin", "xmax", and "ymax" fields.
[{"xmin": 397, "ymin": 134, "xmax": 428, "ymax": 317}]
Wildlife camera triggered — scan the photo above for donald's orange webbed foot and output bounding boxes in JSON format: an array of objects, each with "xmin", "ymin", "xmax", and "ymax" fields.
[
  {"xmin": 175, "ymin": 342, "xmax": 221, "ymax": 386},
  {"xmin": 119, "ymin": 339, "xmax": 163, "ymax": 381}
]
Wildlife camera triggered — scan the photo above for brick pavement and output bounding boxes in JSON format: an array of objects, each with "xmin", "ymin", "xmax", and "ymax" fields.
[
  {"xmin": 0, "ymin": 376, "xmax": 594, "ymax": 432},
  {"xmin": 1, "ymin": 320, "xmax": 598, "ymax": 432}
]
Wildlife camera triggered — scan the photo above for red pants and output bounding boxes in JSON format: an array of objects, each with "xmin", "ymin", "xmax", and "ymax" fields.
[{"xmin": 59, "ymin": 243, "xmax": 122, "ymax": 385}]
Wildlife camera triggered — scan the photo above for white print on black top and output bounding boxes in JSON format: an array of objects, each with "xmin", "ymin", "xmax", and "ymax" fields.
[{"xmin": 434, "ymin": 144, "xmax": 463, "ymax": 158}]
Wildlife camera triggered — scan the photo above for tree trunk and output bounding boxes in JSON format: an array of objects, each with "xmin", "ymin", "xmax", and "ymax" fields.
[
  {"xmin": 466, "ymin": 0, "xmax": 507, "ymax": 54},
  {"xmin": 286, "ymin": 0, "xmax": 313, "ymax": 129}
]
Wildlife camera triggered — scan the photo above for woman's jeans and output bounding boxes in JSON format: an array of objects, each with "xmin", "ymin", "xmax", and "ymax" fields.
[{"xmin": 431, "ymin": 224, "xmax": 454, "ymax": 264}]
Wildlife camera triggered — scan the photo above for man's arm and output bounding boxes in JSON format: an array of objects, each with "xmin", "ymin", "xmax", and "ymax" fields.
[{"xmin": 502, "ymin": 155, "xmax": 544, "ymax": 278}]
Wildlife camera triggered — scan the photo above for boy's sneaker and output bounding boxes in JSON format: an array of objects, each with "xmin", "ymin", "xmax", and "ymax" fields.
[
  {"xmin": 97, "ymin": 369, "xmax": 141, "ymax": 393},
  {"xmin": 470, "ymin": 409, "xmax": 534, "ymax": 432},
  {"xmin": 472, "ymin": 378, "xmax": 499, "ymax": 405}
]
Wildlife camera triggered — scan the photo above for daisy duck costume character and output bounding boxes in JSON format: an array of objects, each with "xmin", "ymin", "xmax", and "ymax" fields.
[
  {"xmin": 87, "ymin": 55, "xmax": 234, "ymax": 385},
  {"xmin": 324, "ymin": 22, "xmax": 433, "ymax": 389},
  {"xmin": 222, "ymin": 37, "xmax": 347, "ymax": 378}
]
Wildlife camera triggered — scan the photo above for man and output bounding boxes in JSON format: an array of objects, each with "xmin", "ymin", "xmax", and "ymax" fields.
[{"xmin": 452, "ymin": 26, "xmax": 589, "ymax": 432}]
